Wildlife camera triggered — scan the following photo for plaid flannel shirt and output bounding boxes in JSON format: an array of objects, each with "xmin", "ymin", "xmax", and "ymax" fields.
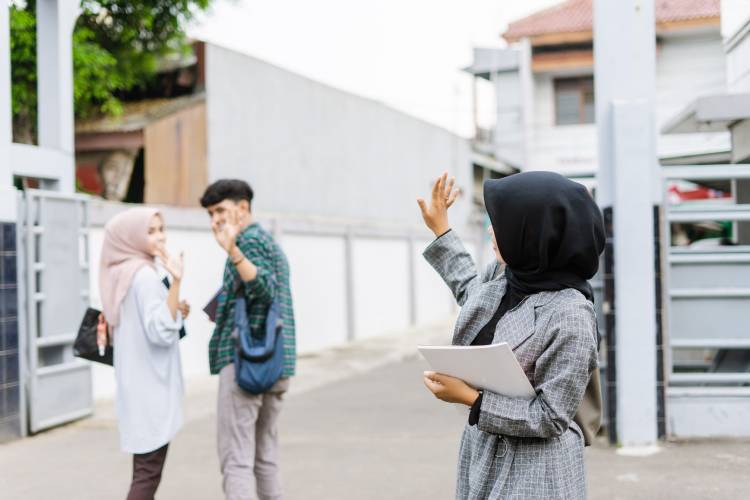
[{"xmin": 208, "ymin": 223, "xmax": 296, "ymax": 377}]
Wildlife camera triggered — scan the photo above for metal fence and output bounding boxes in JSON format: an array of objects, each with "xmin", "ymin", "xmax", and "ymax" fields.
[{"xmin": 662, "ymin": 165, "xmax": 750, "ymax": 437}]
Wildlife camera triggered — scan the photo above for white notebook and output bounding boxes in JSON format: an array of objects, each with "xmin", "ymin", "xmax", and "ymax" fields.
[{"xmin": 418, "ymin": 342, "xmax": 536, "ymax": 399}]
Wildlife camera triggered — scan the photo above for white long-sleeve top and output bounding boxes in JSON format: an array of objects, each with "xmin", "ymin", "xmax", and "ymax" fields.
[{"xmin": 113, "ymin": 266, "xmax": 184, "ymax": 454}]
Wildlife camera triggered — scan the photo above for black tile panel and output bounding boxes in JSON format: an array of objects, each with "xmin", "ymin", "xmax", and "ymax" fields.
[
  {"xmin": 1, "ymin": 319, "xmax": 18, "ymax": 351},
  {"xmin": 0, "ymin": 286, "xmax": 18, "ymax": 318},
  {"xmin": 2, "ymin": 223, "xmax": 16, "ymax": 250},
  {"xmin": 1, "ymin": 255, "xmax": 17, "ymax": 285},
  {"xmin": 5, "ymin": 383, "xmax": 19, "ymax": 415},
  {"xmin": 1, "ymin": 351, "xmax": 19, "ymax": 384},
  {"xmin": 0, "ymin": 222, "xmax": 20, "ymax": 428}
]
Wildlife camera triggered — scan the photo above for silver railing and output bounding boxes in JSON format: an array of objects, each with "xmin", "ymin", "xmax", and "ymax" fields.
[{"xmin": 662, "ymin": 164, "xmax": 750, "ymax": 436}]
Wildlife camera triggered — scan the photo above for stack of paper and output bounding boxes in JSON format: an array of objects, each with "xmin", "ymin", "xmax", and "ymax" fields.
[{"xmin": 418, "ymin": 342, "xmax": 536, "ymax": 399}]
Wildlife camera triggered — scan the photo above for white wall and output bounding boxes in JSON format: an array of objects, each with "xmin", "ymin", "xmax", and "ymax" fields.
[
  {"xmin": 87, "ymin": 205, "xmax": 477, "ymax": 400},
  {"xmin": 656, "ymin": 33, "xmax": 731, "ymax": 158},
  {"xmin": 722, "ymin": 0, "xmax": 750, "ymax": 92},
  {"xmin": 532, "ymin": 72, "xmax": 556, "ymax": 129},
  {"xmin": 351, "ymin": 238, "xmax": 411, "ymax": 338},
  {"xmin": 282, "ymin": 233, "xmax": 348, "ymax": 352},
  {"xmin": 493, "ymin": 71, "xmax": 525, "ymax": 167},
  {"xmin": 721, "ymin": 0, "xmax": 750, "ymax": 41},
  {"xmin": 727, "ymin": 33, "xmax": 750, "ymax": 92},
  {"xmin": 205, "ymin": 43, "xmax": 473, "ymax": 232}
]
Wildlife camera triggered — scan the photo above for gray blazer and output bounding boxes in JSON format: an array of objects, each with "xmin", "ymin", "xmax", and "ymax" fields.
[{"xmin": 424, "ymin": 231, "xmax": 598, "ymax": 500}]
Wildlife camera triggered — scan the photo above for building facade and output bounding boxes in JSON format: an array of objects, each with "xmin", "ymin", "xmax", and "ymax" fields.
[{"xmin": 466, "ymin": 0, "xmax": 729, "ymax": 187}]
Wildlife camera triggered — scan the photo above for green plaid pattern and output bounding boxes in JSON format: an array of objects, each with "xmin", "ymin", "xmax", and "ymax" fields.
[{"xmin": 208, "ymin": 223, "xmax": 296, "ymax": 377}]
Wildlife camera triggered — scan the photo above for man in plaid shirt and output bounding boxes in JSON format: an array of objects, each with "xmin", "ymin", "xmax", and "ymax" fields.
[{"xmin": 201, "ymin": 179, "xmax": 295, "ymax": 500}]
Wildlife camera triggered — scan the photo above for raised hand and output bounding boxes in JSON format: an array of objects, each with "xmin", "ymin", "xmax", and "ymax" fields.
[
  {"xmin": 212, "ymin": 207, "xmax": 241, "ymax": 254},
  {"xmin": 417, "ymin": 172, "xmax": 460, "ymax": 237},
  {"xmin": 156, "ymin": 245, "xmax": 184, "ymax": 282}
]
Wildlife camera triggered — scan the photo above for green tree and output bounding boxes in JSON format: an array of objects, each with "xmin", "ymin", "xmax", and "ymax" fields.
[{"xmin": 10, "ymin": 0, "xmax": 210, "ymax": 143}]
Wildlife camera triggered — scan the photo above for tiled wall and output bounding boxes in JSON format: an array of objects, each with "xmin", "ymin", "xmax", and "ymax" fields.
[{"xmin": 0, "ymin": 222, "xmax": 21, "ymax": 442}]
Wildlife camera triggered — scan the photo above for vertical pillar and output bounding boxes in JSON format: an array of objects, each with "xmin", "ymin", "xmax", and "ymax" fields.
[
  {"xmin": 0, "ymin": 4, "xmax": 11, "ymax": 186},
  {"xmin": 0, "ymin": 5, "xmax": 23, "ymax": 442},
  {"xmin": 471, "ymin": 74, "xmax": 478, "ymax": 138},
  {"xmin": 36, "ymin": 0, "xmax": 78, "ymax": 192},
  {"xmin": 344, "ymin": 228, "xmax": 356, "ymax": 341},
  {"xmin": 518, "ymin": 38, "xmax": 533, "ymax": 170},
  {"xmin": 594, "ymin": 0, "xmax": 661, "ymax": 447},
  {"xmin": 610, "ymin": 101, "xmax": 659, "ymax": 446},
  {"xmin": 407, "ymin": 234, "xmax": 417, "ymax": 326}
]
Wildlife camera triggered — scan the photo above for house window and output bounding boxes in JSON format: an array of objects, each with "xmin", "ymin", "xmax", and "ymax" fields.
[{"xmin": 554, "ymin": 77, "xmax": 595, "ymax": 125}]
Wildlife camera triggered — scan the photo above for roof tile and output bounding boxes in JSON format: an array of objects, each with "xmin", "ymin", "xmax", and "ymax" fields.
[{"xmin": 504, "ymin": 0, "xmax": 720, "ymax": 41}]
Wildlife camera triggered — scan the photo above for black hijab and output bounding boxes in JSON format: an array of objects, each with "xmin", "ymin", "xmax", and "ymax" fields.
[{"xmin": 483, "ymin": 171, "xmax": 605, "ymax": 302}]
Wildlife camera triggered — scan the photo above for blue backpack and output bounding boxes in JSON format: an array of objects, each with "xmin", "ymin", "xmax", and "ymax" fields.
[{"xmin": 232, "ymin": 297, "xmax": 285, "ymax": 394}]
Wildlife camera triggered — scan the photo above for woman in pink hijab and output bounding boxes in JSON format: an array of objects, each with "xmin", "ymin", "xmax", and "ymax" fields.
[{"xmin": 99, "ymin": 207, "xmax": 189, "ymax": 500}]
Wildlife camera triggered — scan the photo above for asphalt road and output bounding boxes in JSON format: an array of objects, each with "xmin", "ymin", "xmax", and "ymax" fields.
[{"xmin": 2, "ymin": 356, "xmax": 749, "ymax": 499}]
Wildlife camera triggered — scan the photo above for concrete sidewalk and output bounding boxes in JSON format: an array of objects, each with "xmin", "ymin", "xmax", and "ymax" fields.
[{"xmin": 1, "ymin": 321, "xmax": 749, "ymax": 499}]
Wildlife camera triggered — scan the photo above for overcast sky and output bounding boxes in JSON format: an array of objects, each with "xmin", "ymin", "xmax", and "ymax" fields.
[{"xmin": 189, "ymin": 0, "xmax": 561, "ymax": 137}]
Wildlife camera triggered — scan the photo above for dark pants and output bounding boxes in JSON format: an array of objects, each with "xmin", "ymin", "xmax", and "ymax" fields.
[{"xmin": 127, "ymin": 443, "xmax": 169, "ymax": 500}]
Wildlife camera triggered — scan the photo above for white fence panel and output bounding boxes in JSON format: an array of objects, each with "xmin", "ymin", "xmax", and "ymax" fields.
[
  {"xmin": 283, "ymin": 234, "xmax": 348, "ymax": 353},
  {"xmin": 352, "ymin": 238, "xmax": 411, "ymax": 339}
]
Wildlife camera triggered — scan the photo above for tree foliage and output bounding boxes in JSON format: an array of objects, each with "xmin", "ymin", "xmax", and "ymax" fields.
[{"xmin": 10, "ymin": 0, "xmax": 210, "ymax": 143}]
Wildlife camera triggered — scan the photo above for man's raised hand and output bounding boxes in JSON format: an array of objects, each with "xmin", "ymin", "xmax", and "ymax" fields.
[{"xmin": 212, "ymin": 208, "xmax": 241, "ymax": 254}]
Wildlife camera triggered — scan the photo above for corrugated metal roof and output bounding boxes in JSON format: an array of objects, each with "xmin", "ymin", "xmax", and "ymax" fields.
[{"xmin": 75, "ymin": 93, "xmax": 205, "ymax": 134}]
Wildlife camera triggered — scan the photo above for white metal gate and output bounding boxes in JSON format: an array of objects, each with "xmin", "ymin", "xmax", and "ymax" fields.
[
  {"xmin": 662, "ymin": 165, "xmax": 750, "ymax": 437},
  {"xmin": 22, "ymin": 189, "xmax": 92, "ymax": 433}
]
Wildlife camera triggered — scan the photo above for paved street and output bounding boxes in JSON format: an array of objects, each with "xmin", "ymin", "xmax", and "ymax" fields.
[{"xmin": 1, "ymin": 324, "xmax": 749, "ymax": 499}]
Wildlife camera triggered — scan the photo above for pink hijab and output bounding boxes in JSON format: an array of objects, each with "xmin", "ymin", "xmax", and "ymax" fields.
[{"xmin": 99, "ymin": 207, "xmax": 161, "ymax": 327}]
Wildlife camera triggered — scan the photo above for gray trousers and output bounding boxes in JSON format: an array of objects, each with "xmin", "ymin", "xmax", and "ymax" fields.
[{"xmin": 218, "ymin": 364, "xmax": 289, "ymax": 500}]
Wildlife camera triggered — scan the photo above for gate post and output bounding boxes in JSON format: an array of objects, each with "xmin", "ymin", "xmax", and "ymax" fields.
[
  {"xmin": 0, "ymin": 6, "xmax": 24, "ymax": 442},
  {"xmin": 0, "ymin": 4, "xmax": 10, "ymax": 184},
  {"xmin": 594, "ymin": 0, "xmax": 664, "ymax": 447},
  {"xmin": 36, "ymin": 0, "xmax": 79, "ymax": 192}
]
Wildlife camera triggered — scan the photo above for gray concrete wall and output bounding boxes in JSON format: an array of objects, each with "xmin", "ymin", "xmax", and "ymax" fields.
[{"xmin": 204, "ymin": 43, "xmax": 473, "ymax": 230}]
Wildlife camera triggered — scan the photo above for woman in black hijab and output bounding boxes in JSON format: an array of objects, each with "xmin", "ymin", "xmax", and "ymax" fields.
[{"xmin": 418, "ymin": 171, "xmax": 605, "ymax": 500}]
